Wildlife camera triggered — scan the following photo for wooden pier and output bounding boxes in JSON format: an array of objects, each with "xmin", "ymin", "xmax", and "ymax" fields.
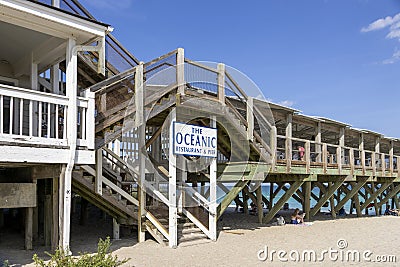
[{"xmin": 0, "ymin": 0, "xmax": 399, "ymax": 252}]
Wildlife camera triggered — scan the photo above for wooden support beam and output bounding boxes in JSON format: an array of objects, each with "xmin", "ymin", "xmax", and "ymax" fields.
[
  {"xmin": 256, "ymin": 186, "xmax": 263, "ymax": 223},
  {"xmin": 95, "ymin": 149, "xmax": 103, "ymax": 195},
  {"xmin": 375, "ymin": 183, "xmax": 400, "ymax": 209},
  {"xmin": 219, "ymin": 183, "xmax": 244, "ymax": 207},
  {"xmin": 209, "ymin": 116, "xmax": 217, "ymax": 241},
  {"xmin": 334, "ymin": 179, "xmax": 367, "ymax": 213},
  {"xmin": 360, "ymin": 182, "xmax": 392, "ymax": 211},
  {"xmin": 371, "ymin": 183, "xmax": 380, "ymax": 215},
  {"xmin": 304, "ymin": 181, "xmax": 311, "ymax": 220},
  {"xmin": 305, "ymin": 141, "xmax": 311, "ymax": 173},
  {"xmin": 310, "ymin": 178, "xmax": 346, "ymax": 217},
  {"xmin": 269, "ymin": 182, "xmax": 274, "ymax": 210},
  {"xmin": 176, "ymin": 48, "xmax": 185, "ymax": 95},
  {"xmin": 137, "ymin": 63, "xmax": 146, "ymax": 244},
  {"xmin": 359, "ymin": 133, "xmax": 366, "ymax": 175},
  {"xmin": 243, "ymin": 190, "xmax": 249, "ymax": 214},
  {"xmin": 217, "ymin": 180, "xmax": 248, "ymax": 219},
  {"xmin": 25, "ymin": 207, "xmax": 33, "ymax": 250},
  {"xmin": 243, "ymin": 186, "xmax": 257, "ymax": 205},
  {"xmin": 51, "ymin": 177, "xmax": 59, "ymax": 251},
  {"xmin": 263, "ymin": 181, "xmax": 304, "ymax": 223},
  {"xmin": 329, "ymin": 189, "xmax": 336, "ymax": 219},
  {"xmin": 281, "ymin": 185, "xmax": 303, "ymax": 204},
  {"xmin": 315, "ymin": 122, "xmax": 322, "ymax": 162},
  {"xmin": 285, "ymin": 114, "xmax": 293, "ymax": 172}
]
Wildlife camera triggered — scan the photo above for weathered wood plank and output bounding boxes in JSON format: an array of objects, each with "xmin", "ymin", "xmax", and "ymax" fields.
[{"xmin": 0, "ymin": 183, "xmax": 36, "ymax": 208}]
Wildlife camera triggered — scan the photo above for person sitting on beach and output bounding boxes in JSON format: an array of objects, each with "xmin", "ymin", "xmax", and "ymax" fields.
[
  {"xmin": 290, "ymin": 208, "xmax": 305, "ymax": 224},
  {"xmin": 384, "ymin": 207, "xmax": 399, "ymax": 216},
  {"xmin": 249, "ymin": 202, "xmax": 257, "ymax": 215}
]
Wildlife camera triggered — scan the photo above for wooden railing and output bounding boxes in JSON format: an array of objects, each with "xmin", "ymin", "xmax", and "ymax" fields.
[
  {"xmin": 275, "ymin": 135, "xmax": 399, "ymax": 176},
  {"xmin": 0, "ymin": 84, "xmax": 94, "ymax": 149}
]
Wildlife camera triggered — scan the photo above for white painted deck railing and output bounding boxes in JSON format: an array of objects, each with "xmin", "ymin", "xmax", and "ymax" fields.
[{"xmin": 0, "ymin": 84, "xmax": 94, "ymax": 150}]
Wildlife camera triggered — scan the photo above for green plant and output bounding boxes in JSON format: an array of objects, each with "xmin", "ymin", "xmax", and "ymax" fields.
[
  {"xmin": 33, "ymin": 237, "xmax": 129, "ymax": 267},
  {"xmin": 2, "ymin": 260, "xmax": 9, "ymax": 267}
]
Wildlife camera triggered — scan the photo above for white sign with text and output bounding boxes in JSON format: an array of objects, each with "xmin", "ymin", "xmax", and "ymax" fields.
[{"xmin": 173, "ymin": 123, "xmax": 217, "ymax": 158}]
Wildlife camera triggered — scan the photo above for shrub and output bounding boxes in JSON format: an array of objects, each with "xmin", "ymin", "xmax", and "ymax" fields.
[{"xmin": 33, "ymin": 237, "xmax": 129, "ymax": 267}]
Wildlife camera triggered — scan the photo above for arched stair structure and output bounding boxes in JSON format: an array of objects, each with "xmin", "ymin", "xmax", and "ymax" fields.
[{"xmin": 73, "ymin": 49, "xmax": 275, "ymax": 247}]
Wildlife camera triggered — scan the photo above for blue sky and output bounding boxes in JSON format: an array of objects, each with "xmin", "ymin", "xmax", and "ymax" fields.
[{"xmin": 81, "ymin": 0, "xmax": 400, "ymax": 137}]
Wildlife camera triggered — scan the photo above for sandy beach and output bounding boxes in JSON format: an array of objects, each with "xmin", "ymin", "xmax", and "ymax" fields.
[{"xmin": 1, "ymin": 208, "xmax": 400, "ymax": 267}]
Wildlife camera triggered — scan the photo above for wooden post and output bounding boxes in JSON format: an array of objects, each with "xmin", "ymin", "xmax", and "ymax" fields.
[
  {"xmin": 360, "ymin": 133, "xmax": 365, "ymax": 175},
  {"xmin": 256, "ymin": 185, "xmax": 263, "ymax": 223},
  {"xmin": 243, "ymin": 190, "xmax": 249, "ymax": 214},
  {"xmin": 270, "ymin": 126, "xmax": 277, "ymax": 169},
  {"xmin": 113, "ymin": 219, "xmax": 120, "ymax": 240},
  {"xmin": 60, "ymin": 38, "xmax": 78, "ymax": 252},
  {"xmin": 305, "ymin": 141, "xmax": 311, "ymax": 173},
  {"xmin": 209, "ymin": 116, "xmax": 217, "ymax": 240},
  {"xmin": 217, "ymin": 63, "xmax": 225, "ymax": 105},
  {"xmin": 310, "ymin": 178, "xmax": 346, "ymax": 217},
  {"xmin": 381, "ymin": 153, "xmax": 386, "ymax": 177},
  {"xmin": 329, "ymin": 183, "xmax": 337, "ymax": 218},
  {"xmin": 136, "ymin": 63, "xmax": 146, "ymax": 243},
  {"xmin": 52, "ymin": 176, "xmax": 59, "ymax": 251},
  {"xmin": 350, "ymin": 148, "xmax": 355, "ymax": 175},
  {"xmin": 285, "ymin": 113, "xmax": 293, "ymax": 172},
  {"xmin": 176, "ymin": 48, "xmax": 185, "ymax": 95},
  {"xmin": 315, "ymin": 122, "xmax": 322, "ymax": 162},
  {"xmin": 247, "ymin": 97, "xmax": 254, "ymax": 142},
  {"xmin": 322, "ymin": 143, "xmax": 328, "ymax": 173},
  {"xmin": 304, "ymin": 181, "xmax": 311, "ymax": 220},
  {"xmin": 44, "ymin": 195, "xmax": 52, "ymax": 246},
  {"xmin": 263, "ymin": 181, "xmax": 304, "ymax": 223},
  {"xmin": 168, "ymin": 109, "xmax": 177, "ymax": 248},
  {"xmin": 95, "ymin": 149, "xmax": 103, "ymax": 195},
  {"xmin": 360, "ymin": 182, "xmax": 391, "ymax": 211},
  {"xmin": 269, "ymin": 182, "xmax": 274, "ymax": 211},
  {"xmin": 337, "ymin": 146, "xmax": 342, "ymax": 174},
  {"xmin": 389, "ymin": 141, "xmax": 394, "ymax": 176},
  {"xmin": 25, "ymin": 207, "xmax": 33, "ymax": 250},
  {"xmin": 353, "ymin": 191, "xmax": 362, "ymax": 217}
]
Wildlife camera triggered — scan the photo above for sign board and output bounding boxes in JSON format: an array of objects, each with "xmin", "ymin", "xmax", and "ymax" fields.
[{"xmin": 173, "ymin": 123, "xmax": 217, "ymax": 158}]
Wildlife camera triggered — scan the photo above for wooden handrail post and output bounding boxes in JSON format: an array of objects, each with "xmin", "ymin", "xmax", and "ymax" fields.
[
  {"xmin": 389, "ymin": 141, "xmax": 394, "ymax": 176},
  {"xmin": 246, "ymin": 96, "xmax": 254, "ymax": 142},
  {"xmin": 305, "ymin": 141, "xmax": 311, "ymax": 173},
  {"xmin": 95, "ymin": 149, "xmax": 103, "ymax": 195},
  {"xmin": 350, "ymin": 148, "xmax": 354, "ymax": 175},
  {"xmin": 270, "ymin": 126, "xmax": 277, "ymax": 169},
  {"xmin": 285, "ymin": 114, "xmax": 292, "ymax": 172},
  {"xmin": 337, "ymin": 146, "xmax": 342, "ymax": 174},
  {"xmin": 176, "ymin": 48, "xmax": 185, "ymax": 95},
  {"xmin": 217, "ymin": 63, "xmax": 225, "ymax": 105},
  {"xmin": 323, "ymin": 143, "xmax": 327, "ymax": 173},
  {"xmin": 371, "ymin": 152, "xmax": 376, "ymax": 176}
]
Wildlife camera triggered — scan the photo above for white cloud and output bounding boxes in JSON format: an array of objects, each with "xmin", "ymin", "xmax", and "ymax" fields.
[
  {"xmin": 361, "ymin": 13, "xmax": 400, "ymax": 32},
  {"xmin": 362, "ymin": 13, "xmax": 400, "ymax": 64},
  {"xmin": 382, "ymin": 50, "xmax": 400, "ymax": 64}
]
